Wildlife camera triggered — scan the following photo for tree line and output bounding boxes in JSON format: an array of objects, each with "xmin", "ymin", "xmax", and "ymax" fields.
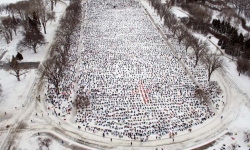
[
  {"xmin": 39, "ymin": 0, "xmax": 90, "ymax": 110},
  {"xmin": 39, "ymin": 0, "xmax": 82, "ymax": 96},
  {"xmin": 171, "ymin": 0, "xmax": 250, "ymax": 76},
  {"xmin": 0, "ymin": 0, "xmax": 56, "ymax": 52},
  {"xmin": 3, "ymin": 0, "xmax": 58, "ymax": 81},
  {"xmin": 212, "ymin": 19, "xmax": 250, "ymax": 59},
  {"xmin": 150, "ymin": 0, "xmax": 223, "ymax": 82},
  {"xmin": 150, "ymin": 0, "xmax": 224, "ymax": 104}
]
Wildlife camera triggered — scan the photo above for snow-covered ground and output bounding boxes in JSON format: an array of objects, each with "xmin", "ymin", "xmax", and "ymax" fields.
[
  {"xmin": 206, "ymin": 105, "xmax": 250, "ymax": 150},
  {"xmin": 0, "ymin": 0, "xmax": 68, "ymax": 149},
  {"xmin": 171, "ymin": 6, "xmax": 189, "ymax": 18},
  {"xmin": 1, "ymin": 0, "xmax": 250, "ymax": 150},
  {"xmin": 18, "ymin": 135, "xmax": 70, "ymax": 150},
  {"xmin": 0, "ymin": 0, "xmax": 23, "ymax": 4},
  {"xmin": 0, "ymin": 0, "xmax": 67, "ymax": 112}
]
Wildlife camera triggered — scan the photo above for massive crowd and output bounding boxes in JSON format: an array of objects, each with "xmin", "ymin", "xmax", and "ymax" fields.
[{"xmin": 44, "ymin": 0, "xmax": 221, "ymax": 140}]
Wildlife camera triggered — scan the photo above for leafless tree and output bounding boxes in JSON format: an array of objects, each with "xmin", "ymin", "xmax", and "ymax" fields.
[
  {"xmin": 171, "ymin": 24, "xmax": 180, "ymax": 36},
  {"xmin": 39, "ymin": 57, "xmax": 64, "ymax": 95},
  {"xmin": 226, "ymin": 0, "xmax": 250, "ymax": 15},
  {"xmin": 37, "ymin": 137, "xmax": 52, "ymax": 150},
  {"xmin": 54, "ymin": 0, "xmax": 58, "ymax": 7},
  {"xmin": 0, "ymin": 4, "xmax": 6, "ymax": 14},
  {"xmin": 236, "ymin": 57, "xmax": 249, "ymax": 76},
  {"xmin": 2, "ymin": 16, "xmax": 19, "ymax": 36},
  {"xmin": 39, "ymin": 0, "xmax": 82, "ymax": 96},
  {"xmin": 40, "ymin": 10, "xmax": 55, "ymax": 34},
  {"xmin": 159, "ymin": 4, "xmax": 170, "ymax": 21},
  {"xmin": 14, "ymin": 1, "xmax": 30, "ymax": 21},
  {"xmin": 244, "ymin": 130, "xmax": 250, "ymax": 142},
  {"xmin": 202, "ymin": 54, "xmax": 224, "ymax": 81},
  {"xmin": 54, "ymin": 11, "xmax": 80, "ymax": 56},
  {"xmin": 9, "ymin": 56, "xmax": 29, "ymax": 81},
  {"xmin": 166, "ymin": 0, "xmax": 172, "ymax": 9},
  {"xmin": 5, "ymin": 3, "xmax": 16, "ymax": 18},
  {"xmin": 75, "ymin": 94, "xmax": 90, "ymax": 109},
  {"xmin": 33, "ymin": 0, "xmax": 55, "ymax": 34},
  {"xmin": 195, "ymin": 88, "xmax": 208, "ymax": 104},
  {"xmin": 164, "ymin": 14, "xmax": 177, "ymax": 30},
  {"xmin": 182, "ymin": 3, "xmax": 211, "ymax": 33},
  {"xmin": 176, "ymin": 25, "xmax": 188, "ymax": 44},
  {"xmin": 1, "ymin": 16, "xmax": 14, "ymax": 41},
  {"xmin": 183, "ymin": 33, "xmax": 195, "ymax": 52},
  {"xmin": 17, "ymin": 29, "xmax": 46, "ymax": 53},
  {"xmin": 0, "ymin": 24, "xmax": 11, "ymax": 44},
  {"xmin": 218, "ymin": 8, "xmax": 235, "ymax": 23},
  {"xmin": 227, "ymin": 142, "xmax": 238, "ymax": 150},
  {"xmin": 231, "ymin": 44, "xmax": 241, "ymax": 61},
  {"xmin": 192, "ymin": 39, "xmax": 208, "ymax": 67},
  {"xmin": 50, "ymin": 41, "xmax": 70, "ymax": 67}
]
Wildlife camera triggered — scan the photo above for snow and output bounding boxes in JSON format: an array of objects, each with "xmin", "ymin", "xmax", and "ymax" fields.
[
  {"xmin": 171, "ymin": 7, "xmax": 189, "ymax": 18},
  {"xmin": 0, "ymin": 0, "xmax": 24, "ymax": 4},
  {"xmin": 206, "ymin": 105, "xmax": 250, "ymax": 150},
  {"xmin": 18, "ymin": 135, "xmax": 70, "ymax": 150},
  {"xmin": 223, "ymin": 58, "xmax": 250, "ymax": 96},
  {"xmin": 0, "ymin": 0, "xmax": 67, "ymax": 115},
  {"xmin": 0, "ymin": 1, "xmax": 68, "ymax": 148},
  {"xmin": 0, "ymin": 0, "xmax": 250, "ymax": 150},
  {"xmin": 0, "ymin": 69, "xmax": 36, "ymax": 113}
]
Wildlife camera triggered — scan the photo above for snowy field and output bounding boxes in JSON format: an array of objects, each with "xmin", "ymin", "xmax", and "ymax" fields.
[
  {"xmin": 42, "ymin": 0, "xmax": 225, "ymax": 143},
  {"xmin": 0, "ymin": 0, "xmax": 67, "ymax": 112},
  {"xmin": 0, "ymin": 0, "xmax": 22, "ymax": 4},
  {"xmin": 0, "ymin": 0, "xmax": 68, "ymax": 149},
  {"xmin": 1, "ymin": 0, "xmax": 250, "ymax": 150}
]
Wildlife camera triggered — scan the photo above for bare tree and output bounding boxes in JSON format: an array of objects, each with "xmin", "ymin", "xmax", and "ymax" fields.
[
  {"xmin": 75, "ymin": 94, "xmax": 90, "ymax": 109},
  {"xmin": 183, "ymin": 33, "xmax": 195, "ymax": 52},
  {"xmin": 37, "ymin": 137, "xmax": 52, "ymax": 150},
  {"xmin": 1, "ymin": 16, "xmax": 14, "ymax": 41},
  {"xmin": 166, "ymin": 0, "xmax": 172, "ymax": 9},
  {"xmin": 244, "ymin": 130, "xmax": 250, "ymax": 142},
  {"xmin": 0, "ymin": 24, "xmax": 11, "ymax": 44},
  {"xmin": 192, "ymin": 39, "xmax": 208, "ymax": 67},
  {"xmin": 176, "ymin": 25, "xmax": 188, "ymax": 44},
  {"xmin": 5, "ymin": 3, "xmax": 16, "ymax": 18},
  {"xmin": 159, "ymin": 4, "xmax": 170, "ymax": 21},
  {"xmin": 227, "ymin": 142, "xmax": 238, "ymax": 150},
  {"xmin": 17, "ymin": 29, "xmax": 46, "ymax": 53},
  {"xmin": 50, "ymin": 41, "xmax": 70, "ymax": 67},
  {"xmin": 40, "ymin": 10, "xmax": 55, "ymax": 34},
  {"xmin": 195, "ymin": 88, "xmax": 208, "ymax": 104},
  {"xmin": 14, "ymin": 1, "xmax": 30, "ymax": 21},
  {"xmin": 202, "ymin": 54, "xmax": 224, "ymax": 81},
  {"xmin": 227, "ymin": 0, "xmax": 250, "ymax": 15},
  {"xmin": 236, "ymin": 57, "xmax": 249, "ymax": 76},
  {"xmin": 9, "ymin": 56, "xmax": 29, "ymax": 81},
  {"xmin": 164, "ymin": 14, "xmax": 177, "ymax": 30},
  {"xmin": 39, "ymin": 57, "xmax": 64, "ymax": 95},
  {"xmin": 171, "ymin": 24, "xmax": 180, "ymax": 36},
  {"xmin": 35, "ymin": 0, "xmax": 56, "ymax": 34}
]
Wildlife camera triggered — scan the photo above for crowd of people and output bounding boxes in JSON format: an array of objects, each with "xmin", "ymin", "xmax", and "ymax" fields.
[{"xmin": 44, "ymin": 0, "xmax": 221, "ymax": 141}]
